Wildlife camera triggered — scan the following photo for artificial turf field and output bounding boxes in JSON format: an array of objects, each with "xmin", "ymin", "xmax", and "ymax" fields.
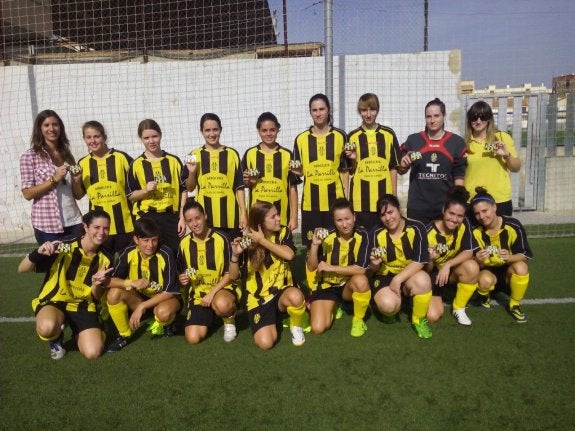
[{"xmin": 1, "ymin": 237, "xmax": 574, "ymax": 430}]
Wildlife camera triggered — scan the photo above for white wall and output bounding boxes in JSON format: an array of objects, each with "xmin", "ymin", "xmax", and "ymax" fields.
[{"xmin": 1, "ymin": 50, "xmax": 461, "ymax": 243}]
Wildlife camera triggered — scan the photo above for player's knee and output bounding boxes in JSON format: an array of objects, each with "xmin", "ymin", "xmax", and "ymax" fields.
[
  {"xmin": 36, "ymin": 320, "xmax": 60, "ymax": 339},
  {"xmin": 426, "ymin": 307, "xmax": 443, "ymax": 323},
  {"xmin": 106, "ymin": 287, "xmax": 123, "ymax": 304},
  {"xmin": 185, "ymin": 332, "xmax": 203, "ymax": 345},
  {"xmin": 254, "ymin": 336, "xmax": 275, "ymax": 350},
  {"xmin": 81, "ymin": 345, "xmax": 103, "ymax": 360}
]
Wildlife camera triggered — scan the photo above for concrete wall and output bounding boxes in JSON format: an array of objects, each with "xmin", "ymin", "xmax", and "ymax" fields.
[{"xmin": 1, "ymin": 50, "xmax": 462, "ymax": 243}]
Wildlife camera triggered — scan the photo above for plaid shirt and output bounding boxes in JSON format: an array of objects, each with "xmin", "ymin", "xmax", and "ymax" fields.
[{"xmin": 20, "ymin": 147, "xmax": 65, "ymax": 233}]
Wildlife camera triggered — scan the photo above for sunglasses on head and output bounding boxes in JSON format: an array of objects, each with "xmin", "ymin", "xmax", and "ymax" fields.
[{"xmin": 469, "ymin": 113, "xmax": 490, "ymax": 122}]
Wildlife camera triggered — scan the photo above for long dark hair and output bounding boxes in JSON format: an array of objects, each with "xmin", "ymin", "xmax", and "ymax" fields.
[
  {"xmin": 30, "ymin": 110, "xmax": 74, "ymax": 163},
  {"xmin": 309, "ymin": 93, "xmax": 333, "ymax": 126}
]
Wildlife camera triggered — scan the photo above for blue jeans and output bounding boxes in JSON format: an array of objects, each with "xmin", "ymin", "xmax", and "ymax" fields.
[{"xmin": 34, "ymin": 223, "xmax": 83, "ymax": 245}]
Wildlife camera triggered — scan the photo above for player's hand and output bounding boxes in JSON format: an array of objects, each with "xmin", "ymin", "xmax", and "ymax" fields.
[
  {"xmin": 389, "ymin": 278, "xmax": 401, "ymax": 297},
  {"xmin": 400, "ymin": 153, "xmax": 413, "ymax": 169},
  {"xmin": 476, "ymin": 249, "xmax": 490, "ymax": 261},
  {"xmin": 179, "ymin": 273, "xmax": 190, "ymax": 286},
  {"xmin": 247, "ymin": 226, "xmax": 265, "ymax": 245},
  {"xmin": 37, "ymin": 241, "xmax": 60, "ymax": 256},
  {"xmin": 92, "ymin": 267, "xmax": 114, "ymax": 287},
  {"xmin": 494, "ymin": 141, "xmax": 510, "ymax": 158},
  {"xmin": 53, "ymin": 165, "xmax": 68, "ymax": 183},
  {"xmin": 131, "ymin": 278, "xmax": 150, "ymax": 291},
  {"xmin": 129, "ymin": 305, "xmax": 146, "ymax": 330},
  {"xmin": 145, "ymin": 181, "xmax": 158, "ymax": 192},
  {"xmin": 428, "ymin": 247, "xmax": 438, "ymax": 260},
  {"xmin": 317, "ymin": 261, "xmax": 331, "ymax": 273},
  {"xmin": 436, "ymin": 264, "xmax": 450, "ymax": 287},
  {"xmin": 200, "ymin": 291, "xmax": 215, "ymax": 308},
  {"xmin": 177, "ymin": 217, "xmax": 187, "ymax": 237},
  {"xmin": 498, "ymin": 249, "xmax": 510, "ymax": 261}
]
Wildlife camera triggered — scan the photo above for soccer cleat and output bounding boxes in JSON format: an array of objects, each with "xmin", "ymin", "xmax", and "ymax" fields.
[
  {"xmin": 479, "ymin": 293, "xmax": 492, "ymax": 309},
  {"xmin": 146, "ymin": 320, "xmax": 164, "ymax": 336},
  {"xmin": 163, "ymin": 323, "xmax": 176, "ymax": 338},
  {"xmin": 411, "ymin": 318, "xmax": 432, "ymax": 339},
  {"xmin": 333, "ymin": 306, "xmax": 343, "ymax": 320},
  {"xmin": 350, "ymin": 318, "xmax": 367, "ymax": 337},
  {"xmin": 223, "ymin": 323, "xmax": 237, "ymax": 342},
  {"xmin": 452, "ymin": 308, "xmax": 472, "ymax": 326},
  {"xmin": 49, "ymin": 335, "xmax": 66, "ymax": 360},
  {"xmin": 290, "ymin": 326, "xmax": 305, "ymax": 346},
  {"xmin": 106, "ymin": 335, "xmax": 129, "ymax": 353},
  {"xmin": 508, "ymin": 305, "xmax": 528, "ymax": 323}
]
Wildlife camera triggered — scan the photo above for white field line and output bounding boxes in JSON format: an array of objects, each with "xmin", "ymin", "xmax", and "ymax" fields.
[{"xmin": 1, "ymin": 297, "xmax": 574, "ymax": 323}]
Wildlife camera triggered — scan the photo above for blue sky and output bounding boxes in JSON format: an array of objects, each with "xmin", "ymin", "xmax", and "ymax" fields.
[{"xmin": 267, "ymin": 0, "xmax": 575, "ymax": 88}]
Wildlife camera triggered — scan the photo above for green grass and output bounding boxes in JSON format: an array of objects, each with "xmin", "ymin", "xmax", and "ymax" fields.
[{"xmin": 1, "ymin": 238, "xmax": 574, "ymax": 430}]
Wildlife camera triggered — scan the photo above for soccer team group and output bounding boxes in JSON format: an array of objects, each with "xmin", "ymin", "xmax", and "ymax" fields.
[{"xmin": 18, "ymin": 92, "xmax": 532, "ymax": 360}]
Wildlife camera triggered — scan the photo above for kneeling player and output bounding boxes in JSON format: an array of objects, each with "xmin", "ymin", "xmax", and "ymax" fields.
[
  {"xmin": 471, "ymin": 187, "xmax": 533, "ymax": 322},
  {"xmin": 306, "ymin": 198, "xmax": 371, "ymax": 337},
  {"xmin": 178, "ymin": 198, "xmax": 238, "ymax": 344},
  {"xmin": 426, "ymin": 186, "xmax": 479, "ymax": 325},
  {"xmin": 18, "ymin": 210, "xmax": 113, "ymax": 360},
  {"xmin": 106, "ymin": 218, "xmax": 181, "ymax": 352},
  {"xmin": 230, "ymin": 201, "xmax": 306, "ymax": 350},
  {"xmin": 369, "ymin": 194, "xmax": 433, "ymax": 339}
]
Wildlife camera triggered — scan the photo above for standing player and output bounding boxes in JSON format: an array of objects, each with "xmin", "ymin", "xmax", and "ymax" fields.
[
  {"xmin": 471, "ymin": 187, "xmax": 533, "ymax": 322},
  {"xmin": 346, "ymin": 93, "xmax": 402, "ymax": 230},
  {"xmin": 126, "ymin": 119, "xmax": 187, "ymax": 255},
  {"xmin": 293, "ymin": 93, "xmax": 351, "ymax": 247},
  {"xmin": 183, "ymin": 113, "xmax": 247, "ymax": 240},
  {"xmin": 368, "ymin": 194, "xmax": 433, "ymax": 339},
  {"xmin": 73, "ymin": 120, "xmax": 134, "ymax": 255},
  {"xmin": 425, "ymin": 186, "xmax": 479, "ymax": 325},
  {"xmin": 178, "ymin": 198, "xmax": 238, "ymax": 344},
  {"xmin": 306, "ymin": 198, "xmax": 371, "ymax": 337},
  {"xmin": 399, "ymin": 98, "xmax": 467, "ymax": 225},
  {"xmin": 106, "ymin": 218, "xmax": 181, "ymax": 352},
  {"xmin": 230, "ymin": 201, "xmax": 307, "ymax": 350},
  {"xmin": 18, "ymin": 210, "xmax": 113, "ymax": 360},
  {"xmin": 464, "ymin": 101, "xmax": 521, "ymax": 217},
  {"xmin": 242, "ymin": 112, "xmax": 301, "ymax": 231}
]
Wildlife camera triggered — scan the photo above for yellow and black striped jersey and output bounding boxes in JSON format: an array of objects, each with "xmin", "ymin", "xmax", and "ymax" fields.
[
  {"xmin": 369, "ymin": 218, "xmax": 429, "ymax": 275},
  {"xmin": 32, "ymin": 239, "xmax": 113, "ymax": 312},
  {"xmin": 347, "ymin": 125, "xmax": 401, "ymax": 212},
  {"xmin": 112, "ymin": 244, "xmax": 179, "ymax": 298},
  {"xmin": 78, "ymin": 149, "xmax": 134, "ymax": 235},
  {"xmin": 126, "ymin": 151, "xmax": 184, "ymax": 215},
  {"xmin": 472, "ymin": 216, "xmax": 533, "ymax": 267},
  {"xmin": 293, "ymin": 127, "xmax": 350, "ymax": 211},
  {"xmin": 426, "ymin": 219, "xmax": 477, "ymax": 268},
  {"xmin": 313, "ymin": 227, "xmax": 370, "ymax": 289},
  {"xmin": 242, "ymin": 143, "xmax": 301, "ymax": 226},
  {"xmin": 182, "ymin": 146, "xmax": 244, "ymax": 229},
  {"xmin": 177, "ymin": 229, "xmax": 232, "ymax": 306},
  {"xmin": 245, "ymin": 226, "xmax": 296, "ymax": 311}
]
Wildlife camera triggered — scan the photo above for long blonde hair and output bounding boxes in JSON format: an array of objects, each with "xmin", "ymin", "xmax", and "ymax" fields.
[
  {"xmin": 247, "ymin": 201, "xmax": 276, "ymax": 272},
  {"xmin": 464, "ymin": 101, "xmax": 501, "ymax": 151}
]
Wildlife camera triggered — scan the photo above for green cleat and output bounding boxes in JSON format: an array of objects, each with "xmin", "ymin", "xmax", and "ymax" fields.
[
  {"xmin": 350, "ymin": 318, "xmax": 367, "ymax": 337},
  {"xmin": 146, "ymin": 320, "xmax": 164, "ymax": 336},
  {"xmin": 411, "ymin": 318, "xmax": 432, "ymax": 339},
  {"xmin": 334, "ymin": 306, "xmax": 343, "ymax": 320}
]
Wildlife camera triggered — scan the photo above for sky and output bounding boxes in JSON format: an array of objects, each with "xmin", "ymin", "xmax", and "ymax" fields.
[{"xmin": 267, "ymin": 0, "xmax": 575, "ymax": 89}]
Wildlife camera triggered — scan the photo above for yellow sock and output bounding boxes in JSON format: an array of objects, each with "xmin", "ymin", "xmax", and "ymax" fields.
[
  {"xmin": 287, "ymin": 302, "xmax": 306, "ymax": 327},
  {"xmin": 453, "ymin": 282, "xmax": 477, "ymax": 310},
  {"xmin": 38, "ymin": 331, "xmax": 62, "ymax": 342},
  {"xmin": 477, "ymin": 284, "xmax": 495, "ymax": 296},
  {"xmin": 412, "ymin": 291, "xmax": 432, "ymax": 325},
  {"xmin": 108, "ymin": 301, "xmax": 132, "ymax": 337},
  {"xmin": 352, "ymin": 290, "xmax": 371, "ymax": 320},
  {"xmin": 509, "ymin": 273, "xmax": 529, "ymax": 307}
]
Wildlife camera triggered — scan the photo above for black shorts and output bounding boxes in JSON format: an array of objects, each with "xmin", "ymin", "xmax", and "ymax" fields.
[
  {"xmin": 35, "ymin": 301, "xmax": 102, "ymax": 334},
  {"xmin": 484, "ymin": 265, "xmax": 511, "ymax": 294},
  {"xmin": 301, "ymin": 210, "xmax": 334, "ymax": 247},
  {"xmin": 185, "ymin": 304, "xmax": 215, "ymax": 327},
  {"xmin": 247, "ymin": 293, "xmax": 284, "ymax": 334},
  {"xmin": 309, "ymin": 284, "xmax": 344, "ymax": 302},
  {"xmin": 370, "ymin": 274, "xmax": 396, "ymax": 295}
]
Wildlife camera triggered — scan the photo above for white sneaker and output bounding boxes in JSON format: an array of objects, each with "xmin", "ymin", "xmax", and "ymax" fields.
[
  {"xmin": 290, "ymin": 326, "xmax": 305, "ymax": 346},
  {"xmin": 452, "ymin": 308, "xmax": 472, "ymax": 326},
  {"xmin": 223, "ymin": 323, "xmax": 237, "ymax": 342},
  {"xmin": 50, "ymin": 339, "xmax": 66, "ymax": 360}
]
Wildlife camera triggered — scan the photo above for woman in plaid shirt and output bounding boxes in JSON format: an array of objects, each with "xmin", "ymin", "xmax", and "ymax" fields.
[{"xmin": 20, "ymin": 110, "xmax": 83, "ymax": 244}]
